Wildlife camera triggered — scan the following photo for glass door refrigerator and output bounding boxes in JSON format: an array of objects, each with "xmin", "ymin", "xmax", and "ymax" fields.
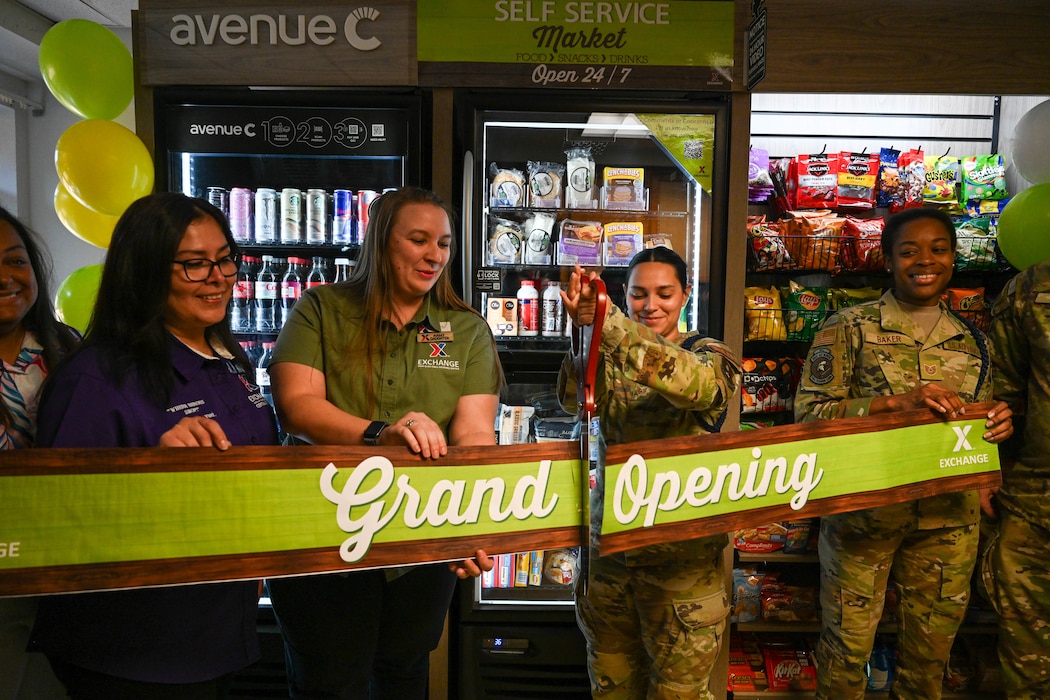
[
  {"xmin": 450, "ymin": 89, "xmax": 731, "ymax": 700},
  {"xmin": 152, "ymin": 87, "xmax": 424, "ymax": 403}
]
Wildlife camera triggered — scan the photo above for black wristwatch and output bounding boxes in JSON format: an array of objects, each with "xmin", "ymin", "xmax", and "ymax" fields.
[{"xmin": 363, "ymin": 421, "xmax": 390, "ymax": 446}]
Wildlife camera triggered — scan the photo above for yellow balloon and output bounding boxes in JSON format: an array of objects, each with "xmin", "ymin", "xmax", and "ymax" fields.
[
  {"xmin": 54, "ymin": 182, "xmax": 118, "ymax": 249},
  {"xmin": 55, "ymin": 120, "xmax": 154, "ymax": 216}
]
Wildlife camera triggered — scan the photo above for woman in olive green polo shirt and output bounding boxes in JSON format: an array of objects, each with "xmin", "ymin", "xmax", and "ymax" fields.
[{"xmin": 266, "ymin": 186, "xmax": 503, "ymax": 699}]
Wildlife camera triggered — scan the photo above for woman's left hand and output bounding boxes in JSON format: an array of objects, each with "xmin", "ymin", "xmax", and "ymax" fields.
[
  {"xmin": 449, "ymin": 549, "xmax": 494, "ymax": 579},
  {"xmin": 390, "ymin": 411, "xmax": 447, "ymax": 459},
  {"xmin": 982, "ymin": 400, "xmax": 1013, "ymax": 443}
]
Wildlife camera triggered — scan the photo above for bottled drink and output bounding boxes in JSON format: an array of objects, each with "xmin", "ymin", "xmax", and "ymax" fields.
[
  {"xmin": 254, "ymin": 255, "xmax": 279, "ymax": 333},
  {"xmin": 306, "ymin": 256, "xmax": 328, "ymax": 290},
  {"xmin": 280, "ymin": 257, "xmax": 305, "ymax": 329},
  {"xmin": 229, "ymin": 255, "xmax": 256, "ymax": 333},
  {"xmin": 306, "ymin": 189, "xmax": 328, "ymax": 245},
  {"xmin": 517, "ymin": 279, "xmax": 539, "ymax": 337},
  {"xmin": 333, "ymin": 257, "xmax": 352, "ymax": 284},
  {"xmin": 280, "ymin": 188, "xmax": 303, "ymax": 244},
  {"xmin": 254, "ymin": 188, "xmax": 277, "ymax": 244},
  {"xmin": 256, "ymin": 341, "xmax": 275, "ymax": 407},
  {"xmin": 542, "ymin": 280, "xmax": 564, "ymax": 337}
]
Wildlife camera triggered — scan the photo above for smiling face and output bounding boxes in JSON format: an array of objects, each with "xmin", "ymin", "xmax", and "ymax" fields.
[
  {"xmin": 386, "ymin": 202, "xmax": 452, "ymax": 312},
  {"xmin": 624, "ymin": 261, "xmax": 690, "ymax": 342},
  {"xmin": 887, "ymin": 217, "xmax": 955, "ymax": 306},
  {"xmin": 163, "ymin": 216, "xmax": 233, "ymax": 351},
  {"xmin": 0, "ymin": 219, "xmax": 38, "ymax": 340}
]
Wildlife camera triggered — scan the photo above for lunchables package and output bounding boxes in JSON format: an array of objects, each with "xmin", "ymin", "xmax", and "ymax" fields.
[
  {"xmin": 602, "ymin": 167, "xmax": 646, "ymax": 210},
  {"xmin": 603, "ymin": 221, "xmax": 644, "ymax": 266},
  {"xmin": 556, "ymin": 219, "xmax": 603, "ymax": 266}
]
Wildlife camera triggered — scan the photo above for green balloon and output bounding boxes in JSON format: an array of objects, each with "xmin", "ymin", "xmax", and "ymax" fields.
[
  {"xmin": 55, "ymin": 264, "xmax": 104, "ymax": 334},
  {"xmin": 997, "ymin": 183, "xmax": 1050, "ymax": 272},
  {"xmin": 38, "ymin": 19, "xmax": 133, "ymax": 120}
]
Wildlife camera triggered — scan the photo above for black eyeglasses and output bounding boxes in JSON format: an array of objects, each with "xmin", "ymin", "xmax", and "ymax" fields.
[{"xmin": 172, "ymin": 255, "xmax": 241, "ymax": 282}]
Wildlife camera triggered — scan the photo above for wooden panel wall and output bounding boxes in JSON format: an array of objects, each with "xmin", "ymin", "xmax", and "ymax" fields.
[{"xmin": 744, "ymin": 0, "xmax": 1050, "ymax": 95}]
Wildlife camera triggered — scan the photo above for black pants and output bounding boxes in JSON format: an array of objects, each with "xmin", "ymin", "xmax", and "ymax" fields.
[{"xmin": 266, "ymin": 564, "xmax": 457, "ymax": 699}]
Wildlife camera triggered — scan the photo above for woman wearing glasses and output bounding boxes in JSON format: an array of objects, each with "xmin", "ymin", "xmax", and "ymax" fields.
[{"xmin": 29, "ymin": 193, "xmax": 278, "ymax": 698}]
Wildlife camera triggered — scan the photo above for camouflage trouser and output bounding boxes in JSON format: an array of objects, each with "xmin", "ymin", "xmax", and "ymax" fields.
[
  {"xmin": 575, "ymin": 549, "xmax": 727, "ymax": 700},
  {"xmin": 815, "ymin": 510, "xmax": 978, "ymax": 700},
  {"xmin": 981, "ymin": 509, "xmax": 1050, "ymax": 699}
]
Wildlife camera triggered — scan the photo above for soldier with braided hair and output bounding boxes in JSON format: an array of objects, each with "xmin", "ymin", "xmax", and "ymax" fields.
[{"xmin": 794, "ymin": 207, "xmax": 1013, "ymax": 700}]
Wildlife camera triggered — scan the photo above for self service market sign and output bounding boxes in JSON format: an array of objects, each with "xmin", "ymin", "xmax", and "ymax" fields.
[
  {"xmin": 417, "ymin": 0, "xmax": 735, "ymax": 90},
  {"xmin": 0, "ymin": 406, "xmax": 999, "ymax": 596}
]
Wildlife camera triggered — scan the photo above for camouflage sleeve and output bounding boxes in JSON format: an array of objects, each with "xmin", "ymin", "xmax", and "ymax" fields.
[
  {"xmin": 988, "ymin": 271, "xmax": 1031, "ymax": 413},
  {"xmin": 601, "ymin": 304, "xmax": 742, "ymax": 414},
  {"xmin": 794, "ymin": 309, "xmax": 877, "ymax": 422}
]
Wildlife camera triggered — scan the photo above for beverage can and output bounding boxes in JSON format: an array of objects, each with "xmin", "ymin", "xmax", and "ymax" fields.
[
  {"xmin": 357, "ymin": 189, "xmax": 378, "ymax": 242},
  {"xmin": 254, "ymin": 188, "xmax": 277, "ymax": 244},
  {"xmin": 206, "ymin": 186, "xmax": 228, "ymax": 217},
  {"xmin": 332, "ymin": 189, "xmax": 354, "ymax": 245},
  {"xmin": 229, "ymin": 187, "xmax": 253, "ymax": 243},
  {"xmin": 280, "ymin": 187, "xmax": 303, "ymax": 244},
  {"xmin": 306, "ymin": 189, "xmax": 327, "ymax": 245}
]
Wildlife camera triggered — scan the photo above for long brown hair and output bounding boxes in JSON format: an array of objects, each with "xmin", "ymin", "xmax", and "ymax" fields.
[{"xmin": 346, "ymin": 187, "xmax": 500, "ymax": 410}]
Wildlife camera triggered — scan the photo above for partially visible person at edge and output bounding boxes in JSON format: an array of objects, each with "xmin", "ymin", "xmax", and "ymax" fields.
[
  {"xmin": 793, "ymin": 207, "xmax": 1013, "ymax": 700},
  {"xmin": 28, "ymin": 193, "xmax": 279, "ymax": 699},
  {"xmin": 984, "ymin": 256, "xmax": 1050, "ymax": 699},
  {"xmin": 0, "ymin": 207, "xmax": 79, "ymax": 700},
  {"xmin": 265, "ymin": 186, "xmax": 501, "ymax": 699},
  {"xmin": 556, "ymin": 246, "xmax": 743, "ymax": 700}
]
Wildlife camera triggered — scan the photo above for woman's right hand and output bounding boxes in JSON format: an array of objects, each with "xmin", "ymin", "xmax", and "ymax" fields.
[
  {"xmin": 384, "ymin": 411, "xmax": 447, "ymax": 459},
  {"xmin": 158, "ymin": 416, "xmax": 231, "ymax": 450},
  {"xmin": 561, "ymin": 264, "xmax": 598, "ymax": 327}
]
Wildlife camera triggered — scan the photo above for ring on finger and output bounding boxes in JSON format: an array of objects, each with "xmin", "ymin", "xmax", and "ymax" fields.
[{"xmin": 405, "ymin": 419, "xmax": 416, "ymax": 427}]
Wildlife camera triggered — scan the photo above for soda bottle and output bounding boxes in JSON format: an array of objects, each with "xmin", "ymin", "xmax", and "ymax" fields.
[
  {"xmin": 280, "ymin": 257, "xmax": 305, "ymax": 329},
  {"xmin": 254, "ymin": 255, "xmax": 279, "ymax": 333},
  {"xmin": 306, "ymin": 256, "xmax": 328, "ymax": 290},
  {"xmin": 229, "ymin": 254, "xmax": 256, "ymax": 333},
  {"xmin": 333, "ymin": 257, "xmax": 352, "ymax": 283},
  {"xmin": 256, "ymin": 341, "xmax": 275, "ymax": 408}
]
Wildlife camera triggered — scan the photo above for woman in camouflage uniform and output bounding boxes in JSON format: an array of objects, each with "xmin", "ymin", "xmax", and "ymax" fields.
[
  {"xmin": 558, "ymin": 246, "xmax": 742, "ymax": 700},
  {"xmin": 794, "ymin": 207, "xmax": 1013, "ymax": 700}
]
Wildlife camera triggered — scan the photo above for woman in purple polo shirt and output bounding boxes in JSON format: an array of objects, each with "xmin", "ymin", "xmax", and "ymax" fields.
[{"xmin": 29, "ymin": 193, "xmax": 278, "ymax": 699}]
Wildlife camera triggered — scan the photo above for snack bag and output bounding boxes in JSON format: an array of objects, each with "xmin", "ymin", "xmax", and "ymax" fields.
[
  {"xmin": 962, "ymin": 154, "xmax": 1009, "ymax": 202},
  {"xmin": 843, "ymin": 215, "xmax": 885, "ymax": 272},
  {"xmin": 527, "ymin": 161, "xmax": 565, "ymax": 208},
  {"xmin": 923, "ymin": 154, "xmax": 961, "ymax": 206},
  {"xmin": 896, "ymin": 148, "xmax": 926, "ymax": 211},
  {"xmin": 565, "ymin": 146, "xmax": 596, "ymax": 209},
  {"xmin": 783, "ymin": 281, "xmax": 827, "ymax": 341},
  {"xmin": 944, "ymin": 287, "xmax": 988, "ymax": 331},
  {"xmin": 954, "ymin": 217, "xmax": 999, "ymax": 272},
  {"xmin": 732, "ymin": 568, "xmax": 766, "ymax": 623},
  {"xmin": 489, "ymin": 164, "xmax": 526, "ymax": 207},
  {"xmin": 828, "ymin": 286, "xmax": 882, "ymax": 310},
  {"xmin": 781, "ymin": 210, "xmax": 846, "ymax": 273},
  {"xmin": 744, "ymin": 287, "xmax": 787, "ymax": 342},
  {"xmin": 875, "ymin": 147, "xmax": 904, "ymax": 209},
  {"xmin": 837, "ymin": 151, "xmax": 879, "ymax": 209},
  {"xmin": 486, "ymin": 215, "xmax": 523, "ymax": 265},
  {"xmin": 796, "ymin": 153, "xmax": 840, "ymax": 209},
  {"xmin": 749, "ymin": 147, "xmax": 775, "ymax": 202},
  {"xmin": 740, "ymin": 357, "xmax": 800, "ymax": 413},
  {"xmin": 747, "ymin": 215, "xmax": 794, "ymax": 272}
]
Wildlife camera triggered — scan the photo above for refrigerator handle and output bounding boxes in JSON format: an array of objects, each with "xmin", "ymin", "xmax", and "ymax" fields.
[{"xmin": 461, "ymin": 150, "xmax": 475, "ymax": 303}]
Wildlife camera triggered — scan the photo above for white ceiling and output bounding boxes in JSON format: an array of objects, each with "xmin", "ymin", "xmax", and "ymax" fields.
[{"xmin": 0, "ymin": 0, "xmax": 135, "ymax": 86}]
